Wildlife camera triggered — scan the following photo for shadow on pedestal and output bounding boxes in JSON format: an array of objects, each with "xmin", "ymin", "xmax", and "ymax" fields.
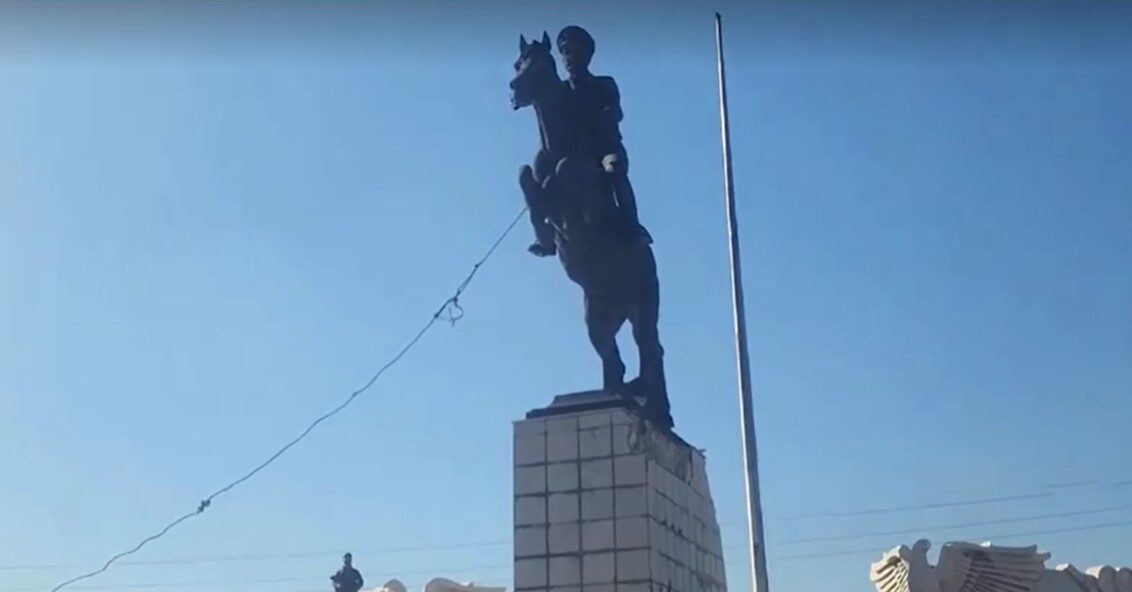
[{"xmin": 525, "ymin": 390, "xmax": 690, "ymax": 449}]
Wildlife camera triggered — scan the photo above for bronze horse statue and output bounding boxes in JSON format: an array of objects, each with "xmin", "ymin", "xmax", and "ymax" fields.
[{"xmin": 509, "ymin": 32, "xmax": 672, "ymax": 429}]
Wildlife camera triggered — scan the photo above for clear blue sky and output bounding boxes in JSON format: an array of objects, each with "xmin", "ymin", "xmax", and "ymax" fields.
[{"xmin": 2, "ymin": 2, "xmax": 1130, "ymax": 592}]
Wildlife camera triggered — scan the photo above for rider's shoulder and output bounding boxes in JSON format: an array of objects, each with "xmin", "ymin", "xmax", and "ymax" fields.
[
  {"xmin": 589, "ymin": 75, "xmax": 620, "ymax": 100},
  {"xmin": 593, "ymin": 75, "xmax": 619, "ymax": 89}
]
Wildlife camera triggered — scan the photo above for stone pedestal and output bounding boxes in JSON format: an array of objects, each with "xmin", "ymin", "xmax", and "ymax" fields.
[{"xmin": 513, "ymin": 391, "xmax": 728, "ymax": 592}]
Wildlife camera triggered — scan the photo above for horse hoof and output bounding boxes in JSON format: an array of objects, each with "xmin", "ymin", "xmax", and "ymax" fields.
[{"xmin": 528, "ymin": 243, "xmax": 556, "ymax": 257}]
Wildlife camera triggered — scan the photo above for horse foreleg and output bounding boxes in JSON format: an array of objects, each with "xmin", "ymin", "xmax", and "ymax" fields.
[
  {"xmin": 520, "ymin": 164, "xmax": 555, "ymax": 254},
  {"xmin": 585, "ymin": 293, "xmax": 627, "ymax": 393}
]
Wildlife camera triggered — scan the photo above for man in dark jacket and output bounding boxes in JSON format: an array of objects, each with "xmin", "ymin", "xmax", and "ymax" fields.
[
  {"xmin": 331, "ymin": 552, "xmax": 365, "ymax": 592},
  {"xmin": 556, "ymin": 25, "xmax": 652, "ymax": 246}
]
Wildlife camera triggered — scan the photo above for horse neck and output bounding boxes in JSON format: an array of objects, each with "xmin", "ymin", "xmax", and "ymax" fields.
[{"xmin": 533, "ymin": 84, "xmax": 574, "ymax": 157}]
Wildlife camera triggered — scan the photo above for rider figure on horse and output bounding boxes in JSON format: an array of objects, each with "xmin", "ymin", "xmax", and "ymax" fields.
[{"xmin": 527, "ymin": 25, "xmax": 653, "ymax": 257}]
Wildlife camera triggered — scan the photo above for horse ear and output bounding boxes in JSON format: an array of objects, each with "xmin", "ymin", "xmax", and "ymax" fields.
[
  {"xmin": 519, "ymin": 34, "xmax": 528, "ymax": 51},
  {"xmin": 541, "ymin": 31, "xmax": 551, "ymax": 48}
]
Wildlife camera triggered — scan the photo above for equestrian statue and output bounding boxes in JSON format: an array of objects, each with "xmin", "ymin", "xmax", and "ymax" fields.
[{"xmin": 509, "ymin": 27, "xmax": 672, "ymax": 430}]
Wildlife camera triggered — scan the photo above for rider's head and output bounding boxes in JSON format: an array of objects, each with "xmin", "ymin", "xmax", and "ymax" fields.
[
  {"xmin": 556, "ymin": 26, "xmax": 594, "ymax": 77},
  {"xmin": 343, "ymin": 553, "xmax": 353, "ymax": 566}
]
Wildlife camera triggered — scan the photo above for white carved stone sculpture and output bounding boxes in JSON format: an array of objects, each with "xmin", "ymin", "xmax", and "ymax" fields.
[
  {"xmin": 374, "ymin": 579, "xmax": 409, "ymax": 592},
  {"xmin": 367, "ymin": 577, "xmax": 505, "ymax": 592},
  {"xmin": 422, "ymin": 577, "xmax": 506, "ymax": 592},
  {"xmin": 870, "ymin": 539, "xmax": 1049, "ymax": 592},
  {"xmin": 1041, "ymin": 564, "xmax": 1132, "ymax": 592},
  {"xmin": 871, "ymin": 539, "xmax": 1131, "ymax": 592}
]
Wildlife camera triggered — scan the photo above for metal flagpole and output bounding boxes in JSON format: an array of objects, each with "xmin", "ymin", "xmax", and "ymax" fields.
[{"xmin": 714, "ymin": 12, "xmax": 771, "ymax": 592}]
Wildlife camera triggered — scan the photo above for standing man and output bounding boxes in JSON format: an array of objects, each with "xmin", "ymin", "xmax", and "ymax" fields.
[{"xmin": 331, "ymin": 552, "xmax": 365, "ymax": 592}]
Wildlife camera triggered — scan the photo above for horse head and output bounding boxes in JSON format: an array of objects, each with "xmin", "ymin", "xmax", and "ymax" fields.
[{"xmin": 510, "ymin": 31, "xmax": 559, "ymax": 111}]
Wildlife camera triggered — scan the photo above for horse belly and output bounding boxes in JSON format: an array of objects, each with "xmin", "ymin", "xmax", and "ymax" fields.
[{"xmin": 572, "ymin": 250, "xmax": 639, "ymax": 303}]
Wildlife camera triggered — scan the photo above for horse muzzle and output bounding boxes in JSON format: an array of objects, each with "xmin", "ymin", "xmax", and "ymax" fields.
[{"xmin": 510, "ymin": 90, "xmax": 532, "ymax": 110}]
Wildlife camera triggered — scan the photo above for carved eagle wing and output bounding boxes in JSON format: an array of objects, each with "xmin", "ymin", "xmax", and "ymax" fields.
[
  {"xmin": 871, "ymin": 548, "xmax": 913, "ymax": 592},
  {"xmin": 935, "ymin": 542, "xmax": 1050, "ymax": 592}
]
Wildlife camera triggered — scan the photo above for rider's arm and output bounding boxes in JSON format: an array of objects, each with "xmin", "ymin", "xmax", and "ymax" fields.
[{"xmin": 597, "ymin": 77, "xmax": 624, "ymax": 126}]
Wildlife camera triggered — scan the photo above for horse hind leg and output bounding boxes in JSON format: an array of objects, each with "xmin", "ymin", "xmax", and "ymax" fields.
[
  {"xmin": 585, "ymin": 293, "xmax": 627, "ymax": 394},
  {"xmin": 629, "ymin": 285, "xmax": 672, "ymax": 430}
]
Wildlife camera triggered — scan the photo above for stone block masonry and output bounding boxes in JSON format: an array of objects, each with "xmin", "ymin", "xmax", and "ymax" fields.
[{"xmin": 514, "ymin": 397, "xmax": 728, "ymax": 592}]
